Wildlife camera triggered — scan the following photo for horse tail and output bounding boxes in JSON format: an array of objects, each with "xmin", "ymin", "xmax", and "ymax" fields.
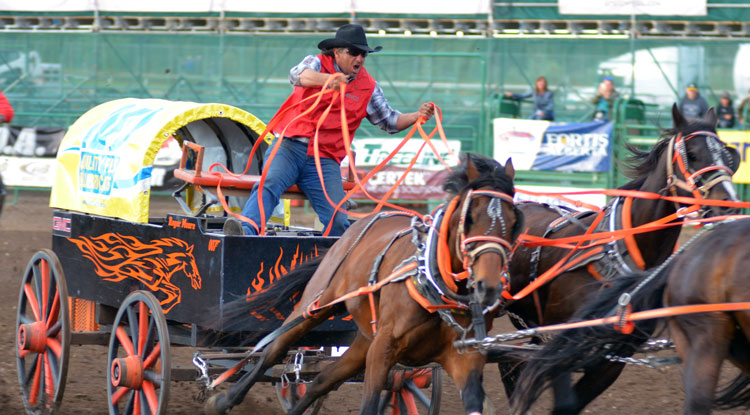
[
  {"xmin": 218, "ymin": 252, "xmax": 326, "ymax": 330},
  {"xmin": 511, "ymin": 263, "xmax": 672, "ymax": 414}
]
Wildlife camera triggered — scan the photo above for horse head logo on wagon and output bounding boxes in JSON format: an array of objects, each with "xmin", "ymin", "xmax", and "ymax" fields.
[{"xmin": 68, "ymin": 233, "xmax": 201, "ymax": 313}]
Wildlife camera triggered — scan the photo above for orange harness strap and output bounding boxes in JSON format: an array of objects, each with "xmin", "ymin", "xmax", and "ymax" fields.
[
  {"xmin": 511, "ymin": 210, "xmax": 606, "ymax": 301},
  {"xmin": 534, "ymin": 302, "xmax": 750, "ymax": 334},
  {"xmin": 303, "ymin": 262, "xmax": 418, "ymax": 321},
  {"xmin": 620, "ymin": 197, "xmax": 646, "ymax": 270},
  {"xmin": 436, "ymin": 197, "xmax": 466, "ymax": 292}
]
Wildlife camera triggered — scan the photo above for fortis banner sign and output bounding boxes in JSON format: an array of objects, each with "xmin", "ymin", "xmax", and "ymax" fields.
[{"xmin": 493, "ymin": 118, "xmax": 613, "ymax": 172}]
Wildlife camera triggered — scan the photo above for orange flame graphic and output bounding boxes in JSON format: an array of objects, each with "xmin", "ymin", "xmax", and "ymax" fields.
[
  {"xmin": 68, "ymin": 233, "xmax": 201, "ymax": 313},
  {"xmin": 246, "ymin": 244, "xmax": 320, "ymax": 320}
]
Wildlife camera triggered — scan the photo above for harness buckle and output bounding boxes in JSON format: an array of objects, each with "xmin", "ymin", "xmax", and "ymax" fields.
[
  {"xmin": 192, "ymin": 352, "xmax": 211, "ymax": 389},
  {"xmin": 293, "ymin": 349, "xmax": 304, "ymax": 383}
]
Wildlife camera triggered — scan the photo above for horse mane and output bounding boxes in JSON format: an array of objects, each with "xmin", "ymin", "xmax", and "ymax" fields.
[
  {"xmin": 619, "ymin": 117, "xmax": 717, "ymax": 190},
  {"xmin": 442, "ymin": 153, "xmax": 515, "ymax": 196}
]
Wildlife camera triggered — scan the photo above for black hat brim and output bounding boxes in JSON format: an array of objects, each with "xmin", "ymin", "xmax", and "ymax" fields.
[{"xmin": 317, "ymin": 38, "xmax": 382, "ymax": 53}]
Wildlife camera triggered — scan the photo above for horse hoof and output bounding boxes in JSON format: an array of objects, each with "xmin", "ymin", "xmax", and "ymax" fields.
[{"xmin": 204, "ymin": 392, "xmax": 230, "ymax": 415}]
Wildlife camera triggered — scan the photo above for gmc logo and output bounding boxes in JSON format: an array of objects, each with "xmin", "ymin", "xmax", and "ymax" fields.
[{"xmin": 53, "ymin": 217, "xmax": 71, "ymax": 232}]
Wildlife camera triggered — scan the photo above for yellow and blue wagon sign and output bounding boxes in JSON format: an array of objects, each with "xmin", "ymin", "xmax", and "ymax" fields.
[
  {"xmin": 50, "ymin": 98, "xmax": 271, "ymax": 222},
  {"xmin": 719, "ymin": 130, "xmax": 750, "ymax": 184}
]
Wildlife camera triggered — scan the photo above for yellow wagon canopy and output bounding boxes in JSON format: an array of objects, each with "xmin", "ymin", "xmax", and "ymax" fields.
[{"xmin": 50, "ymin": 98, "xmax": 270, "ymax": 223}]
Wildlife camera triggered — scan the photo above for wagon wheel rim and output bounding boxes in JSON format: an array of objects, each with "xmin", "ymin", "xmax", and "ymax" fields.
[
  {"xmin": 107, "ymin": 291, "xmax": 171, "ymax": 415},
  {"xmin": 273, "ymin": 381, "xmax": 325, "ymax": 415},
  {"xmin": 379, "ymin": 367, "xmax": 442, "ymax": 415},
  {"xmin": 15, "ymin": 249, "xmax": 70, "ymax": 415}
]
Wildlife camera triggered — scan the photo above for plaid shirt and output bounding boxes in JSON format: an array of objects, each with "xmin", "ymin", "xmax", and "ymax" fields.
[{"xmin": 289, "ymin": 55, "xmax": 401, "ymax": 134}]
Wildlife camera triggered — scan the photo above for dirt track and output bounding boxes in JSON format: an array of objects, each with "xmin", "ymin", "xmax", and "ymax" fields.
[{"xmin": 0, "ymin": 190, "xmax": 746, "ymax": 414}]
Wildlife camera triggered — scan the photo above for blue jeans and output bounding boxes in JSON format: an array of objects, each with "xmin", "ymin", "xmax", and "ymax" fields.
[{"xmin": 239, "ymin": 138, "xmax": 350, "ymax": 236}]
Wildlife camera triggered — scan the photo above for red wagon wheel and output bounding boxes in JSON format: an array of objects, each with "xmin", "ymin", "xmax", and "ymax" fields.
[
  {"xmin": 273, "ymin": 381, "xmax": 325, "ymax": 414},
  {"xmin": 379, "ymin": 367, "xmax": 442, "ymax": 415},
  {"xmin": 107, "ymin": 291, "xmax": 171, "ymax": 415},
  {"xmin": 16, "ymin": 249, "xmax": 71, "ymax": 415}
]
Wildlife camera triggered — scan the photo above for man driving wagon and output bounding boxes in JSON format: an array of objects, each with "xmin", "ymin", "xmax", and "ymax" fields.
[{"xmin": 223, "ymin": 24, "xmax": 434, "ymax": 236}]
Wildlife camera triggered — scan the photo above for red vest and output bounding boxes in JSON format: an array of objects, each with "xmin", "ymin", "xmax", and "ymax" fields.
[
  {"xmin": 0, "ymin": 91, "xmax": 13, "ymax": 123},
  {"xmin": 271, "ymin": 54, "xmax": 375, "ymax": 163}
]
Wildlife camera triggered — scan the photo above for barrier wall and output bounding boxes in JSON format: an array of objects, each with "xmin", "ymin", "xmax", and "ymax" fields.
[{"xmin": 0, "ymin": 32, "xmax": 748, "ymax": 158}]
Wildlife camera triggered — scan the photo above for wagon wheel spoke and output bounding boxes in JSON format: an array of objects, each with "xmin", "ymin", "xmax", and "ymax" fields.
[
  {"xmin": 23, "ymin": 283, "xmax": 41, "ymax": 322},
  {"xmin": 47, "ymin": 320, "xmax": 62, "ymax": 338},
  {"xmin": 124, "ymin": 389, "xmax": 136, "ymax": 414},
  {"xmin": 23, "ymin": 353, "xmax": 41, "ymax": 388},
  {"xmin": 46, "ymin": 290, "xmax": 60, "ymax": 330},
  {"xmin": 138, "ymin": 302, "xmax": 149, "ymax": 356},
  {"xmin": 126, "ymin": 304, "xmax": 140, "ymax": 355},
  {"xmin": 46, "ymin": 349, "xmax": 61, "ymax": 386},
  {"xmin": 143, "ymin": 381, "xmax": 159, "ymax": 414},
  {"xmin": 403, "ymin": 380, "xmax": 431, "ymax": 407}
]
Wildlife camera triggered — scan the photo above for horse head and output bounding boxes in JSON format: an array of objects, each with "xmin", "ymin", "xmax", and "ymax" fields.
[
  {"xmin": 164, "ymin": 240, "xmax": 202, "ymax": 290},
  {"xmin": 443, "ymin": 153, "xmax": 522, "ymax": 311},
  {"xmin": 665, "ymin": 103, "xmax": 740, "ymax": 216}
]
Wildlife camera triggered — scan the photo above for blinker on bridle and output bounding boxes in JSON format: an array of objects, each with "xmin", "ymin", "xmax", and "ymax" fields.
[{"xmin": 665, "ymin": 131, "xmax": 736, "ymax": 211}]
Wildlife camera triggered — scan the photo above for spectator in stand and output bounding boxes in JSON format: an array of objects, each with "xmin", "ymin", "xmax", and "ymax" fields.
[
  {"xmin": 504, "ymin": 76, "xmax": 554, "ymax": 121},
  {"xmin": 590, "ymin": 77, "xmax": 619, "ymax": 121},
  {"xmin": 678, "ymin": 82, "xmax": 708, "ymax": 119},
  {"xmin": 0, "ymin": 90, "xmax": 14, "ymax": 124},
  {"xmin": 716, "ymin": 91, "xmax": 736, "ymax": 129},
  {"xmin": 737, "ymin": 88, "xmax": 750, "ymax": 128}
]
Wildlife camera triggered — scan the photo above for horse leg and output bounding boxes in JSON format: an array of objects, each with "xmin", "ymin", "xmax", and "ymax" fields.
[
  {"xmin": 550, "ymin": 372, "xmax": 577, "ymax": 415},
  {"xmin": 497, "ymin": 357, "xmax": 526, "ymax": 399},
  {"xmin": 728, "ymin": 312, "xmax": 750, "ymax": 373},
  {"xmin": 669, "ymin": 315, "xmax": 733, "ymax": 415},
  {"xmin": 557, "ymin": 361, "xmax": 626, "ymax": 414},
  {"xmin": 359, "ymin": 333, "xmax": 399, "ymax": 415},
  {"xmin": 205, "ymin": 307, "xmax": 336, "ymax": 415},
  {"xmin": 286, "ymin": 333, "xmax": 371, "ymax": 415},
  {"xmin": 440, "ymin": 348, "xmax": 487, "ymax": 415}
]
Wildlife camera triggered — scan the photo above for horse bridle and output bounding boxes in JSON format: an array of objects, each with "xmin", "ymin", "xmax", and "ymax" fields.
[
  {"xmin": 455, "ymin": 189, "xmax": 516, "ymax": 285},
  {"xmin": 665, "ymin": 131, "xmax": 737, "ymax": 210}
]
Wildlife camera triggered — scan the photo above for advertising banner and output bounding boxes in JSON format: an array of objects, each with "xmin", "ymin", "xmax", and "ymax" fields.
[
  {"xmin": 718, "ymin": 130, "xmax": 750, "ymax": 184},
  {"xmin": 349, "ymin": 138, "xmax": 461, "ymax": 170},
  {"xmin": 493, "ymin": 118, "xmax": 613, "ymax": 172},
  {"xmin": 342, "ymin": 137, "xmax": 460, "ymax": 201},
  {"xmin": 515, "ymin": 185, "xmax": 607, "ymax": 210},
  {"xmin": 558, "ymin": 0, "xmax": 706, "ymax": 16},
  {"xmin": 0, "ymin": 156, "xmax": 57, "ymax": 188},
  {"xmin": 346, "ymin": 166, "xmax": 450, "ymax": 201},
  {"xmin": 0, "ymin": 125, "xmax": 66, "ymax": 157}
]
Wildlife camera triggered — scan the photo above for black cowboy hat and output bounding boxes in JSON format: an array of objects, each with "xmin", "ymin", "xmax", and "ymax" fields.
[{"xmin": 317, "ymin": 24, "xmax": 382, "ymax": 53}]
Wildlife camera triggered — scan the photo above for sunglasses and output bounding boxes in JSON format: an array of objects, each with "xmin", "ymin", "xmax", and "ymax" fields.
[{"xmin": 346, "ymin": 48, "xmax": 368, "ymax": 58}]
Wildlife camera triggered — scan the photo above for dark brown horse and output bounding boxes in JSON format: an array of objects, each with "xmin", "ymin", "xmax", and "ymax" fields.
[
  {"xmin": 499, "ymin": 105, "xmax": 741, "ymax": 413},
  {"xmin": 511, "ymin": 217, "xmax": 750, "ymax": 415},
  {"xmin": 206, "ymin": 153, "xmax": 522, "ymax": 415}
]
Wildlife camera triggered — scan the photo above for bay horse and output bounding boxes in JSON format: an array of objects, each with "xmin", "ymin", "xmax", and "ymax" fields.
[
  {"xmin": 206, "ymin": 153, "xmax": 522, "ymax": 415},
  {"xmin": 511, "ymin": 217, "xmax": 750, "ymax": 415},
  {"xmin": 499, "ymin": 105, "xmax": 741, "ymax": 413}
]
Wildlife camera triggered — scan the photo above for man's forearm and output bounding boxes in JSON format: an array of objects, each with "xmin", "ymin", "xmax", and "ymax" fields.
[
  {"xmin": 395, "ymin": 112, "xmax": 420, "ymax": 132},
  {"xmin": 299, "ymin": 68, "xmax": 349, "ymax": 88}
]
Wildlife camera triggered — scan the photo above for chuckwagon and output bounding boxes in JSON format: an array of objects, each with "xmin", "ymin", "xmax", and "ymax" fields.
[{"xmin": 14, "ymin": 98, "xmax": 441, "ymax": 415}]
